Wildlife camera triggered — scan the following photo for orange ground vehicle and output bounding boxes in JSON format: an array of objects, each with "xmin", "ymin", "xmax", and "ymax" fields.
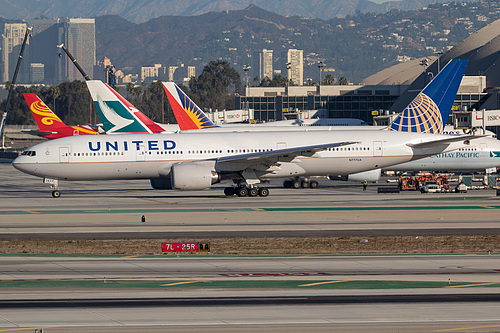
[{"xmin": 399, "ymin": 173, "xmax": 449, "ymax": 191}]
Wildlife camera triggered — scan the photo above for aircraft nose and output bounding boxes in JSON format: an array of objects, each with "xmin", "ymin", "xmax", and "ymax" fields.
[{"xmin": 12, "ymin": 156, "xmax": 36, "ymax": 175}]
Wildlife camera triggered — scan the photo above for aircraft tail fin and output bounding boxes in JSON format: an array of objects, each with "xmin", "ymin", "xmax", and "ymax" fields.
[
  {"xmin": 23, "ymin": 93, "xmax": 68, "ymax": 131},
  {"xmin": 389, "ymin": 59, "xmax": 468, "ymax": 134},
  {"xmin": 162, "ymin": 82, "xmax": 217, "ymax": 131},
  {"xmin": 86, "ymin": 80, "xmax": 163, "ymax": 134}
]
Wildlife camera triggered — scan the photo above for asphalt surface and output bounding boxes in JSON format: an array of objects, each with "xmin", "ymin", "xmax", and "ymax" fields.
[{"xmin": 3, "ymin": 163, "xmax": 500, "ymax": 332}]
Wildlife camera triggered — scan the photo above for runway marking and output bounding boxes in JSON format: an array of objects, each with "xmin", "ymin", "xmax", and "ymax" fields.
[
  {"xmin": 299, "ymin": 280, "xmax": 349, "ymax": 287},
  {"xmin": 121, "ymin": 255, "xmax": 139, "ymax": 258},
  {"xmin": 434, "ymin": 324, "xmax": 500, "ymax": 331},
  {"xmin": 4, "ymin": 205, "xmax": 500, "ymax": 215},
  {"xmin": 444, "ymin": 282, "xmax": 500, "ymax": 288},
  {"xmin": 0, "ymin": 327, "xmax": 56, "ymax": 332},
  {"xmin": 138, "ymin": 197, "xmax": 180, "ymax": 205},
  {"xmin": 161, "ymin": 280, "xmax": 203, "ymax": 287}
]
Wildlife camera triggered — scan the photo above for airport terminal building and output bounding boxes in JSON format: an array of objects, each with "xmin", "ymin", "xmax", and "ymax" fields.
[{"xmin": 236, "ymin": 18, "xmax": 500, "ymax": 125}]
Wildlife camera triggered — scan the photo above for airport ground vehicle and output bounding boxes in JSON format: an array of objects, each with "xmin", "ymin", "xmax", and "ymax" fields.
[
  {"xmin": 420, "ymin": 181, "xmax": 442, "ymax": 193},
  {"xmin": 400, "ymin": 173, "xmax": 449, "ymax": 191},
  {"xmin": 455, "ymin": 182, "xmax": 468, "ymax": 193}
]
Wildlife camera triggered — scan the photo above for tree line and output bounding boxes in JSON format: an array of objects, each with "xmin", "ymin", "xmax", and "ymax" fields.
[{"xmin": 1, "ymin": 59, "xmax": 342, "ymax": 126}]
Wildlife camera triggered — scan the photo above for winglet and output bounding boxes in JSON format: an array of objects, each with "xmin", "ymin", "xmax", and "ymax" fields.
[
  {"xmin": 162, "ymin": 82, "xmax": 217, "ymax": 131},
  {"xmin": 389, "ymin": 59, "xmax": 468, "ymax": 134}
]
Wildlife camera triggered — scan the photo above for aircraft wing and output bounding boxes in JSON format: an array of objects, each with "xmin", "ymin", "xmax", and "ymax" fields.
[
  {"xmin": 21, "ymin": 129, "xmax": 57, "ymax": 136},
  {"xmin": 406, "ymin": 135, "xmax": 481, "ymax": 149},
  {"xmin": 216, "ymin": 141, "xmax": 358, "ymax": 164}
]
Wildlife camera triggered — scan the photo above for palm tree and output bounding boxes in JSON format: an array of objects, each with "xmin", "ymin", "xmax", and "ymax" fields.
[
  {"xmin": 50, "ymin": 86, "xmax": 60, "ymax": 112},
  {"xmin": 324, "ymin": 74, "xmax": 335, "ymax": 85}
]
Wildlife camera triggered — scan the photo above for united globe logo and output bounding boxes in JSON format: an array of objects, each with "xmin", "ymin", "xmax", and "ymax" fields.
[{"xmin": 389, "ymin": 93, "xmax": 443, "ymax": 134}]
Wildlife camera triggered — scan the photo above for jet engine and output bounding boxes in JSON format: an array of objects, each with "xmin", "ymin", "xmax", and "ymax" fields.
[
  {"xmin": 329, "ymin": 169, "xmax": 381, "ymax": 182},
  {"xmin": 171, "ymin": 162, "xmax": 220, "ymax": 190}
]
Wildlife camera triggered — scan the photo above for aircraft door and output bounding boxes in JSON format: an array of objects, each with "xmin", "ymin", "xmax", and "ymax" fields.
[
  {"xmin": 277, "ymin": 142, "xmax": 287, "ymax": 150},
  {"xmin": 136, "ymin": 144, "xmax": 146, "ymax": 161},
  {"xmin": 59, "ymin": 147, "xmax": 70, "ymax": 163},
  {"xmin": 480, "ymin": 143, "xmax": 488, "ymax": 157},
  {"xmin": 373, "ymin": 141, "xmax": 383, "ymax": 157}
]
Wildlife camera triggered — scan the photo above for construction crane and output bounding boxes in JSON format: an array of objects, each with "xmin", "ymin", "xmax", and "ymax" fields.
[
  {"xmin": 57, "ymin": 43, "xmax": 90, "ymax": 81},
  {"xmin": 0, "ymin": 26, "xmax": 32, "ymax": 149}
]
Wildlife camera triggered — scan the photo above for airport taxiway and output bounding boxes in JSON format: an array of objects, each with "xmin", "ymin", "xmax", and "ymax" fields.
[
  {"xmin": 2, "ymin": 163, "xmax": 500, "ymax": 239},
  {"xmin": 3, "ymin": 163, "xmax": 500, "ymax": 331}
]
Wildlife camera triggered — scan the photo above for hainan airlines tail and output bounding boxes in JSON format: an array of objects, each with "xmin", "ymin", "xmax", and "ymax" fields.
[
  {"xmin": 389, "ymin": 59, "xmax": 468, "ymax": 134},
  {"xmin": 86, "ymin": 80, "xmax": 164, "ymax": 134},
  {"xmin": 23, "ymin": 93, "xmax": 98, "ymax": 139},
  {"xmin": 162, "ymin": 82, "xmax": 217, "ymax": 130}
]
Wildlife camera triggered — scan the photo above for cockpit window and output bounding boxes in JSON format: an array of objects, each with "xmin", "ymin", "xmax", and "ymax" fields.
[{"xmin": 21, "ymin": 150, "xmax": 36, "ymax": 157}]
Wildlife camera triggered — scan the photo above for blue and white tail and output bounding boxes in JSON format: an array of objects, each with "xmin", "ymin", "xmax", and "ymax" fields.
[{"xmin": 389, "ymin": 59, "xmax": 468, "ymax": 134}]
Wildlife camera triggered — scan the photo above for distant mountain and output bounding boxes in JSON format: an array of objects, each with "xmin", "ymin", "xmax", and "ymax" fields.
[
  {"xmin": 0, "ymin": 0, "xmax": 481, "ymax": 23},
  {"xmin": 91, "ymin": 2, "xmax": 494, "ymax": 83}
]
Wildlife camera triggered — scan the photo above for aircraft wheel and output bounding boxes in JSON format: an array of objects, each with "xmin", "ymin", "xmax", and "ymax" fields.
[
  {"xmin": 301, "ymin": 180, "xmax": 310, "ymax": 188},
  {"xmin": 52, "ymin": 190, "xmax": 61, "ymax": 198},
  {"xmin": 224, "ymin": 187, "xmax": 235, "ymax": 196},
  {"xmin": 248, "ymin": 187, "xmax": 259, "ymax": 197},
  {"xmin": 283, "ymin": 180, "xmax": 293, "ymax": 188},
  {"xmin": 292, "ymin": 180, "xmax": 301, "ymax": 189},
  {"xmin": 258, "ymin": 187, "xmax": 269, "ymax": 197},
  {"xmin": 236, "ymin": 187, "xmax": 248, "ymax": 197},
  {"xmin": 310, "ymin": 181, "xmax": 319, "ymax": 188}
]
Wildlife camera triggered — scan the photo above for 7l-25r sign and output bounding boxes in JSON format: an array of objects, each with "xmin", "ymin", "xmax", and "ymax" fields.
[{"xmin": 161, "ymin": 242, "xmax": 210, "ymax": 252}]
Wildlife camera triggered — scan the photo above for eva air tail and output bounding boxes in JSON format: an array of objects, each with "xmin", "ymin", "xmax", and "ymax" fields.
[
  {"xmin": 23, "ymin": 93, "xmax": 98, "ymax": 139},
  {"xmin": 389, "ymin": 58, "xmax": 468, "ymax": 134},
  {"xmin": 86, "ymin": 80, "xmax": 164, "ymax": 134},
  {"xmin": 162, "ymin": 82, "xmax": 217, "ymax": 131}
]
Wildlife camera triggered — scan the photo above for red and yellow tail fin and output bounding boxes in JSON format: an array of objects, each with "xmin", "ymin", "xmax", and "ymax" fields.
[{"xmin": 23, "ymin": 93, "xmax": 66, "ymax": 131}]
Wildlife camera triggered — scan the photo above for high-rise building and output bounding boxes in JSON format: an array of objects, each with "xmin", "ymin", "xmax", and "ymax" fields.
[
  {"xmin": 30, "ymin": 63, "xmax": 44, "ymax": 83},
  {"xmin": 56, "ymin": 18, "xmax": 95, "ymax": 82},
  {"xmin": 2, "ymin": 23, "xmax": 28, "ymax": 82},
  {"xmin": 253, "ymin": 49, "xmax": 273, "ymax": 81},
  {"xmin": 282, "ymin": 49, "xmax": 304, "ymax": 86}
]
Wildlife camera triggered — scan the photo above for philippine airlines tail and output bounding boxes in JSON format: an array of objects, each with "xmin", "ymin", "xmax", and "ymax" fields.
[
  {"xmin": 86, "ymin": 80, "xmax": 164, "ymax": 134},
  {"xmin": 23, "ymin": 93, "xmax": 98, "ymax": 139},
  {"xmin": 162, "ymin": 82, "xmax": 217, "ymax": 131},
  {"xmin": 389, "ymin": 59, "xmax": 468, "ymax": 134}
]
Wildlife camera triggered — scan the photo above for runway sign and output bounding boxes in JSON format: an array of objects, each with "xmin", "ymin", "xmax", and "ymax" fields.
[{"xmin": 162, "ymin": 242, "xmax": 210, "ymax": 252}]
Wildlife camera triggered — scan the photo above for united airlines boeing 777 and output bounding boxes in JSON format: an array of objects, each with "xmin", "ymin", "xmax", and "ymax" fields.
[{"xmin": 12, "ymin": 59, "xmax": 479, "ymax": 198}]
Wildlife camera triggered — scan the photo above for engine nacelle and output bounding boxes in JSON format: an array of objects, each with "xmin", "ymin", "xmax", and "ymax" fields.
[
  {"xmin": 150, "ymin": 177, "xmax": 172, "ymax": 189},
  {"xmin": 171, "ymin": 162, "xmax": 220, "ymax": 191},
  {"xmin": 329, "ymin": 169, "xmax": 381, "ymax": 183}
]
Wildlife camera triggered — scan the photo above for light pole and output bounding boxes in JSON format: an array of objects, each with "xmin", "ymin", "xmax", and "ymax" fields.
[
  {"xmin": 318, "ymin": 61, "xmax": 325, "ymax": 85},
  {"xmin": 243, "ymin": 64, "xmax": 251, "ymax": 87},
  {"xmin": 286, "ymin": 62, "xmax": 292, "ymax": 88},
  {"xmin": 434, "ymin": 51, "xmax": 443, "ymax": 73}
]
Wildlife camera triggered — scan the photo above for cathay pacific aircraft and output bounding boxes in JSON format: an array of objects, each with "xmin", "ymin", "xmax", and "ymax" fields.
[{"xmin": 13, "ymin": 59, "xmax": 480, "ymax": 198}]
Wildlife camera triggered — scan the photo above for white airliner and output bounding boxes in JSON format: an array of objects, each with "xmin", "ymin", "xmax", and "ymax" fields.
[{"xmin": 12, "ymin": 59, "xmax": 479, "ymax": 198}]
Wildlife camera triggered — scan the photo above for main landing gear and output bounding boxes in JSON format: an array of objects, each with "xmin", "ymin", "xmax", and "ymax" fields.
[
  {"xmin": 283, "ymin": 177, "xmax": 319, "ymax": 189},
  {"xmin": 224, "ymin": 186, "xmax": 269, "ymax": 197}
]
